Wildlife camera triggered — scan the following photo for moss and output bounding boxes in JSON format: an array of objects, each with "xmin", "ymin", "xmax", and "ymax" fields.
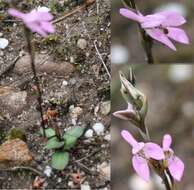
[{"xmin": 6, "ymin": 127, "xmax": 26, "ymax": 141}]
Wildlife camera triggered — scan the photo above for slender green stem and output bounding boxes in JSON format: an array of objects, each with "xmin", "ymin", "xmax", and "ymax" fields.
[
  {"xmin": 24, "ymin": 28, "xmax": 46, "ymax": 137},
  {"xmin": 121, "ymin": 0, "xmax": 154, "ymax": 64}
]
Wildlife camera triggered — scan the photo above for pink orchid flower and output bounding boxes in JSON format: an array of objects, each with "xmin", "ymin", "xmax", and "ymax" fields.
[
  {"xmin": 163, "ymin": 134, "xmax": 184, "ymax": 181},
  {"xmin": 120, "ymin": 8, "xmax": 189, "ymax": 51},
  {"xmin": 8, "ymin": 8, "xmax": 55, "ymax": 37},
  {"xmin": 121, "ymin": 130, "xmax": 164, "ymax": 181}
]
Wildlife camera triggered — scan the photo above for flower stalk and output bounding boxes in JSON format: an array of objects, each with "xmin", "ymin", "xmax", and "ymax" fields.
[{"xmin": 24, "ymin": 28, "xmax": 46, "ymax": 137}]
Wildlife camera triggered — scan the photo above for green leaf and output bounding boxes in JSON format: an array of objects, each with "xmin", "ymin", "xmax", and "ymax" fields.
[
  {"xmin": 62, "ymin": 127, "xmax": 84, "ymax": 150},
  {"xmin": 45, "ymin": 137, "xmax": 64, "ymax": 149},
  {"xmin": 40, "ymin": 128, "xmax": 56, "ymax": 138},
  {"xmin": 64, "ymin": 136, "xmax": 77, "ymax": 150},
  {"xmin": 63, "ymin": 126, "xmax": 84, "ymax": 139},
  {"xmin": 51, "ymin": 151, "xmax": 69, "ymax": 170}
]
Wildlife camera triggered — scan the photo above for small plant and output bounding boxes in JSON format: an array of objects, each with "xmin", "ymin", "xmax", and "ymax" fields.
[{"xmin": 40, "ymin": 126, "xmax": 85, "ymax": 170}]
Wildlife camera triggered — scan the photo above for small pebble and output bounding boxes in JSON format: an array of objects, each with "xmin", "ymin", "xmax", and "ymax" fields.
[
  {"xmin": 92, "ymin": 122, "xmax": 105, "ymax": 135},
  {"xmin": 0, "ymin": 38, "xmax": 9, "ymax": 49},
  {"xmin": 44, "ymin": 166, "xmax": 52, "ymax": 177},
  {"xmin": 37, "ymin": 6, "xmax": 50, "ymax": 12},
  {"xmin": 62, "ymin": 80, "xmax": 68, "ymax": 86},
  {"xmin": 77, "ymin": 39, "xmax": 87, "ymax": 50},
  {"xmin": 104, "ymin": 134, "xmax": 111, "ymax": 141},
  {"xmin": 84, "ymin": 129, "xmax": 94, "ymax": 138},
  {"xmin": 100, "ymin": 101, "xmax": 111, "ymax": 115},
  {"xmin": 81, "ymin": 184, "xmax": 91, "ymax": 190}
]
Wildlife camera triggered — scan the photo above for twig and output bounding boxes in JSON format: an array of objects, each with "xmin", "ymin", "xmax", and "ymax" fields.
[
  {"xmin": 24, "ymin": 28, "xmax": 46, "ymax": 137},
  {"xmin": 0, "ymin": 166, "xmax": 43, "ymax": 176},
  {"xmin": 52, "ymin": 0, "xmax": 96, "ymax": 24},
  {"xmin": 93, "ymin": 40, "xmax": 111, "ymax": 79}
]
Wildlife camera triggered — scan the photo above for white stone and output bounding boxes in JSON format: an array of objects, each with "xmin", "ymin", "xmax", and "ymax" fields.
[
  {"xmin": 81, "ymin": 184, "xmax": 91, "ymax": 190},
  {"xmin": 77, "ymin": 39, "xmax": 87, "ymax": 50},
  {"xmin": 84, "ymin": 129, "xmax": 94, "ymax": 138},
  {"xmin": 104, "ymin": 134, "xmax": 111, "ymax": 141},
  {"xmin": 168, "ymin": 65, "xmax": 193, "ymax": 83},
  {"xmin": 44, "ymin": 166, "xmax": 52, "ymax": 177},
  {"xmin": 92, "ymin": 122, "xmax": 105, "ymax": 135},
  {"xmin": 62, "ymin": 80, "xmax": 68, "ymax": 86},
  {"xmin": 0, "ymin": 38, "xmax": 9, "ymax": 49}
]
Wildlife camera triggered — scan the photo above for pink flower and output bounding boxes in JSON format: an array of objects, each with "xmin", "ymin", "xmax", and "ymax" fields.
[
  {"xmin": 120, "ymin": 8, "xmax": 189, "ymax": 51},
  {"xmin": 8, "ymin": 8, "xmax": 55, "ymax": 37},
  {"xmin": 163, "ymin": 134, "xmax": 184, "ymax": 181},
  {"xmin": 121, "ymin": 130, "xmax": 164, "ymax": 181}
]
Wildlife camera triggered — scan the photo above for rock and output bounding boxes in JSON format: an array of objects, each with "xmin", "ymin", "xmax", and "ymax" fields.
[
  {"xmin": 0, "ymin": 139, "xmax": 32, "ymax": 168},
  {"xmin": 44, "ymin": 165, "xmax": 52, "ymax": 177},
  {"xmin": 104, "ymin": 134, "xmax": 111, "ymax": 141},
  {"xmin": 0, "ymin": 86, "xmax": 27, "ymax": 116},
  {"xmin": 84, "ymin": 129, "xmax": 94, "ymax": 138},
  {"xmin": 14, "ymin": 53, "xmax": 75, "ymax": 77},
  {"xmin": 77, "ymin": 39, "xmax": 87, "ymax": 50},
  {"xmin": 37, "ymin": 6, "xmax": 50, "ymax": 12},
  {"xmin": 92, "ymin": 122, "xmax": 105, "ymax": 135},
  {"xmin": 100, "ymin": 101, "xmax": 111, "ymax": 115},
  {"xmin": 81, "ymin": 184, "xmax": 91, "ymax": 190},
  {"xmin": 69, "ymin": 106, "xmax": 83, "ymax": 122},
  {"xmin": 62, "ymin": 80, "xmax": 68, "ymax": 87},
  {"xmin": 0, "ymin": 38, "xmax": 9, "ymax": 49},
  {"xmin": 98, "ymin": 162, "xmax": 110, "ymax": 180}
]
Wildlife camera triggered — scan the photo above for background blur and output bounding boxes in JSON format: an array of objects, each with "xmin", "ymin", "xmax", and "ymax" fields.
[
  {"xmin": 112, "ymin": 0, "xmax": 194, "ymax": 63},
  {"xmin": 112, "ymin": 64, "xmax": 194, "ymax": 190}
]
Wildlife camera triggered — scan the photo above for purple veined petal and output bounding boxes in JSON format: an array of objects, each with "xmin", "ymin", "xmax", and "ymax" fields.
[
  {"xmin": 132, "ymin": 155, "xmax": 150, "ymax": 181},
  {"xmin": 8, "ymin": 8, "xmax": 25, "ymax": 19},
  {"xmin": 26, "ymin": 22, "xmax": 48, "ymax": 37},
  {"xmin": 145, "ymin": 28, "xmax": 177, "ymax": 51},
  {"xmin": 119, "ymin": 8, "xmax": 143, "ymax": 23},
  {"xmin": 141, "ymin": 14, "xmax": 165, "ymax": 28},
  {"xmin": 163, "ymin": 134, "xmax": 172, "ymax": 151},
  {"xmin": 168, "ymin": 155, "xmax": 184, "ymax": 181},
  {"xmin": 156, "ymin": 11, "xmax": 186, "ymax": 27},
  {"xmin": 40, "ymin": 21, "xmax": 55, "ymax": 33},
  {"xmin": 121, "ymin": 130, "xmax": 138, "ymax": 148},
  {"xmin": 144, "ymin": 142, "xmax": 165, "ymax": 160},
  {"xmin": 167, "ymin": 27, "xmax": 189, "ymax": 44}
]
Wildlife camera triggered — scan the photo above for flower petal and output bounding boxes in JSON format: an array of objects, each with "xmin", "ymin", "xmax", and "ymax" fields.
[
  {"xmin": 141, "ymin": 14, "xmax": 165, "ymax": 28},
  {"xmin": 26, "ymin": 22, "xmax": 48, "ymax": 37},
  {"xmin": 113, "ymin": 103, "xmax": 135, "ymax": 120},
  {"xmin": 168, "ymin": 156, "xmax": 184, "ymax": 181},
  {"xmin": 146, "ymin": 28, "xmax": 176, "ymax": 51},
  {"xmin": 119, "ymin": 8, "xmax": 143, "ymax": 23},
  {"xmin": 8, "ymin": 8, "xmax": 25, "ymax": 19},
  {"xmin": 41, "ymin": 22, "xmax": 55, "ymax": 33},
  {"xmin": 144, "ymin": 142, "xmax": 164, "ymax": 160},
  {"xmin": 167, "ymin": 27, "xmax": 189, "ymax": 44},
  {"xmin": 132, "ymin": 155, "xmax": 150, "ymax": 181},
  {"xmin": 157, "ymin": 11, "xmax": 186, "ymax": 27},
  {"xmin": 163, "ymin": 134, "xmax": 172, "ymax": 151},
  {"xmin": 121, "ymin": 130, "xmax": 138, "ymax": 148}
]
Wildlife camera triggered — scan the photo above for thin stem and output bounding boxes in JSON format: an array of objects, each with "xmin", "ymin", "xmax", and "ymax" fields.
[
  {"xmin": 24, "ymin": 28, "xmax": 46, "ymax": 137},
  {"xmin": 121, "ymin": 0, "xmax": 154, "ymax": 64}
]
